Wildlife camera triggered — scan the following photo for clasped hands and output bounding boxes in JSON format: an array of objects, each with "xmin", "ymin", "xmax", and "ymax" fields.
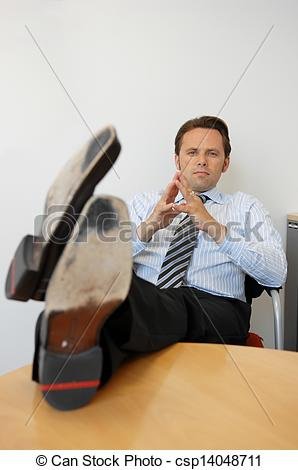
[{"xmin": 137, "ymin": 171, "xmax": 227, "ymax": 244}]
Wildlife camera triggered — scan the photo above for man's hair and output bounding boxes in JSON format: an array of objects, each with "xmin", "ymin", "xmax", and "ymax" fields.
[{"xmin": 174, "ymin": 116, "xmax": 231, "ymax": 157}]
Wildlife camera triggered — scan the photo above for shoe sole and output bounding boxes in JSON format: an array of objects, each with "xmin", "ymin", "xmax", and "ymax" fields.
[
  {"xmin": 37, "ymin": 195, "xmax": 132, "ymax": 410},
  {"xmin": 6, "ymin": 126, "xmax": 121, "ymax": 302}
]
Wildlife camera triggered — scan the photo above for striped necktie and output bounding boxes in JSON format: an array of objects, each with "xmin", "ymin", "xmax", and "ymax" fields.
[{"xmin": 156, "ymin": 194, "xmax": 209, "ymax": 289}]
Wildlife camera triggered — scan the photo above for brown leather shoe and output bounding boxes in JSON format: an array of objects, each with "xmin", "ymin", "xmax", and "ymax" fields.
[{"xmin": 37, "ymin": 195, "xmax": 132, "ymax": 410}]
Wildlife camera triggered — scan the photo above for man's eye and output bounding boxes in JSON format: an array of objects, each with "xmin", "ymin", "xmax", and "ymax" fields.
[
  {"xmin": 188, "ymin": 151, "xmax": 195, "ymax": 156},
  {"xmin": 210, "ymin": 152, "xmax": 217, "ymax": 156}
]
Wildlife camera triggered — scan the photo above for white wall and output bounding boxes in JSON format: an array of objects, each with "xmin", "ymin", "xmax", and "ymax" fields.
[{"xmin": 0, "ymin": 0, "xmax": 297, "ymax": 375}]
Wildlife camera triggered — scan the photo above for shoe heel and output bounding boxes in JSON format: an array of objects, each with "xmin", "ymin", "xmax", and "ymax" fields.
[{"xmin": 38, "ymin": 345, "xmax": 103, "ymax": 410}]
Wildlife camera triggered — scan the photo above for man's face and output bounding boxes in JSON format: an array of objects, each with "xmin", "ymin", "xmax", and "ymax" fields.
[{"xmin": 175, "ymin": 127, "xmax": 230, "ymax": 192}]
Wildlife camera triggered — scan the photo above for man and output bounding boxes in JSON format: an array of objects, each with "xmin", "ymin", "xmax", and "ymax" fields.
[{"xmin": 32, "ymin": 116, "xmax": 287, "ymax": 410}]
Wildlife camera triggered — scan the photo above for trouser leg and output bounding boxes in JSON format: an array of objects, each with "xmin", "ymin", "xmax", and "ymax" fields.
[
  {"xmin": 33, "ymin": 273, "xmax": 251, "ymax": 385},
  {"xmin": 32, "ymin": 271, "xmax": 186, "ymax": 383},
  {"xmin": 99, "ymin": 272, "xmax": 189, "ymax": 384},
  {"xmin": 99, "ymin": 273, "xmax": 251, "ymax": 384}
]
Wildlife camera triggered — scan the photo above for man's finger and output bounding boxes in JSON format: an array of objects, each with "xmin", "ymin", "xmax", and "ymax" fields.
[
  {"xmin": 179, "ymin": 173, "xmax": 193, "ymax": 194},
  {"xmin": 179, "ymin": 172, "xmax": 189, "ymax": 185},
  {"xmin": 175, "ymin": 179, "xmax": 189, "ymax": 200},
  {"xmin": 173, "ymin": 170, "xmax": 181, "ymax": 180},
  {"xmin": 164, "ymin": 182, "xmax": 179, "ymax": 203},
  {"xmin": 164, "ymin": 202, "xmax": 180, "ymax": 213},
  {"xmin": 161, "ymin": 181, "xmax": 175, "ymax": 201},
  {"xmin": 172, "ymin": 202, "xmax": 189, "ymax": 213}
]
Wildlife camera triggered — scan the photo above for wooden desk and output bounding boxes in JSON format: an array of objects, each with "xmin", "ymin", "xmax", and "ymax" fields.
[{"xmin": 0, "ymin": 343, "xmax": 298, "ymax": 449}]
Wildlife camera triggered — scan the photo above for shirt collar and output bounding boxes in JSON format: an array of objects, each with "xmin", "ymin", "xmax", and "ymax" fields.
[{"xmin": 175, "ymin": 186, "xmax": 225, "ymax": 205}]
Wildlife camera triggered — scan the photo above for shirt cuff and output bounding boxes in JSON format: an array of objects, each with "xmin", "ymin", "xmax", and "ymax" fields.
[{"xmin": 131, "ymin": 228, "xmax": 151, "ymax": 256}]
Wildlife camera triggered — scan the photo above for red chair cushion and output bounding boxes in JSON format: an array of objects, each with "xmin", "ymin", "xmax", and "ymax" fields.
[{"xmin": 246, "ymin": 332, "xmax": 264, "ymax": 348}]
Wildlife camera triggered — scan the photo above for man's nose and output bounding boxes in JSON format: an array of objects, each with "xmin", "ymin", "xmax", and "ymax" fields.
[{"xmin": 195, "ymin": 153, "xmax": 207, "ymax": 166}]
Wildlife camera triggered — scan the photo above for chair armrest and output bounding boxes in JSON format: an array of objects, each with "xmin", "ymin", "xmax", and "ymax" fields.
[
  {"xmin": 244, "ymin": 276, "xmax": 283, "ymax": 349},
  {"xmin": 269, "ymin": 289, "xmax": 284, "ymax": 350}
]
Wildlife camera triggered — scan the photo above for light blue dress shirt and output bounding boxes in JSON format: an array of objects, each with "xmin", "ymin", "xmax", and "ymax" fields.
[{"xmin": 128, "ymin": 187, "xmax": 287, "ymax": 302}]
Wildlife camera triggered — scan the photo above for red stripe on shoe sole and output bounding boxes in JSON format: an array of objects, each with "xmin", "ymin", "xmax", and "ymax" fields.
[{"xmin": 40, "ymin": 379, "xmax": 100, "ymax": 392}]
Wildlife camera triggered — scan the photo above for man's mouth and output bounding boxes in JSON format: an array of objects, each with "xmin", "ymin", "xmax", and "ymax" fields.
[{"xmin": 193, "ymin": 170, "xmax": 210, "ymax": 176}]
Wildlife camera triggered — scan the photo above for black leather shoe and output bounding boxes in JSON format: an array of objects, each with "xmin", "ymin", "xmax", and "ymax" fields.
[
  {"xmin": 37, "ymin": 195, "xmax": 132, "ymax": 410},
  {"xmin": 6, "ymin": 126, "xmax": 121, "ymax": 302}
]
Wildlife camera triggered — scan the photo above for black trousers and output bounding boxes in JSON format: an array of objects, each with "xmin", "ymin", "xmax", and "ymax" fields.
[
  {"xmin": 33, "ymin": 273, "xmax": 251, "ymax": 385},
  {"xmin": 91, "ymin": 274, "xmax": 251, "ymax": 383}
]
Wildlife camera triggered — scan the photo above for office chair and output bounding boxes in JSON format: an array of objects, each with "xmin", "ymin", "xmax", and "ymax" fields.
[{"xmin": 245, "ymin": 275, "xmax": 283, "ymax": 350}]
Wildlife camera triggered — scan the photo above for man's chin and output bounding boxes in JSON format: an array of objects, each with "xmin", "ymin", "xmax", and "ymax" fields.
[{"xmin": 191, "ymin": 183, "xmax": 212, "ymax": 193}]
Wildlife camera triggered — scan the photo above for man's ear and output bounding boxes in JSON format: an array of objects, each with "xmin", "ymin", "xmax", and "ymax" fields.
[
  {"xmin": 222, "ymin": 156, "xmax": 230, "ymax": 173},
  {"xmin": 175, "ymin": 154, "xmax": 181, "ymax": 170}
]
